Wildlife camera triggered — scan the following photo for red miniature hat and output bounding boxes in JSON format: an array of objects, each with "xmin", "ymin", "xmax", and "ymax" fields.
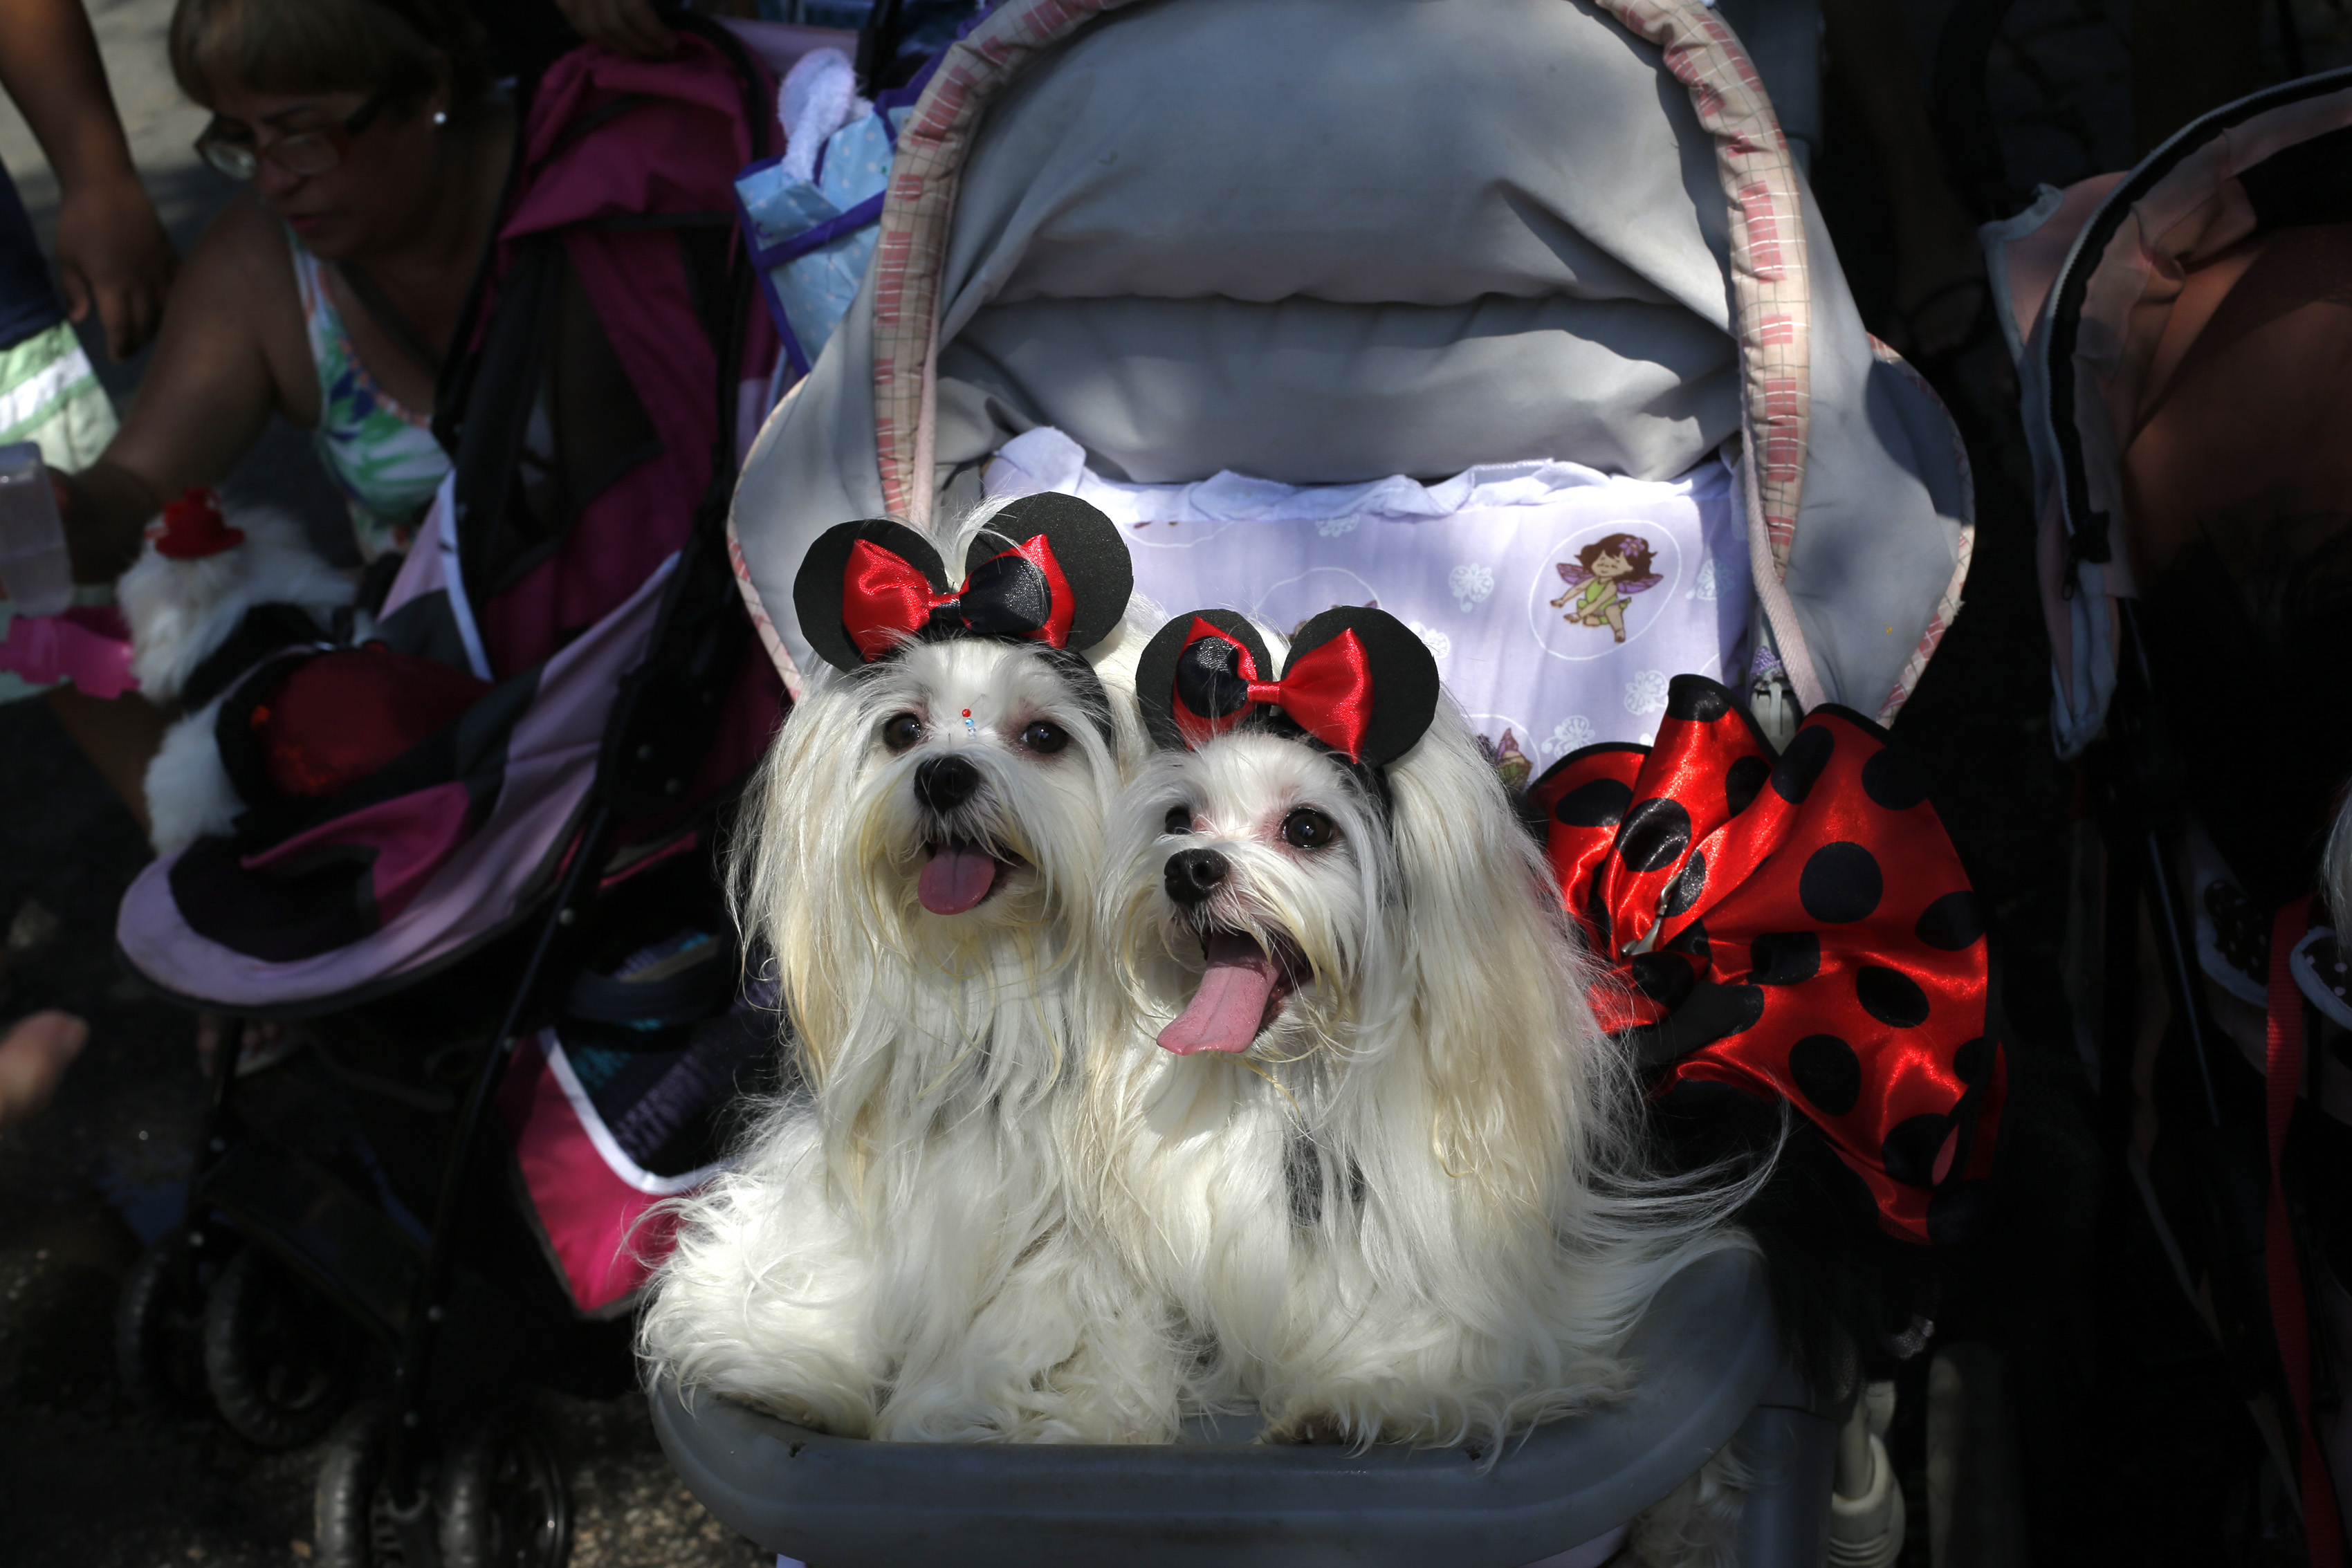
[{"xmin": 152, "ymin": 488, "xmax": 245, "ymax": 560}]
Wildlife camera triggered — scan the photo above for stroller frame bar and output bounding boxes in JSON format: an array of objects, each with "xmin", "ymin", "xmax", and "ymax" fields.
[
  {"xmin": 377, "ymin": 97, "xmax": 769, "ymax": 1509},
  {"xmin": 378, "ymin": 793, "xmax": 614, "ymax": 1515}
]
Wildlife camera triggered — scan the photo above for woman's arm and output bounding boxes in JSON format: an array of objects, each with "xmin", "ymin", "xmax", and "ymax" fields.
[{"xmin": 60, "ymin": 194, "xmax": 304, "ymax": 581}]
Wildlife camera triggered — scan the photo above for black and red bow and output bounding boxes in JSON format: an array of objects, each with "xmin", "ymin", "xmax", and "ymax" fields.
[
  {"xmin": 794, "ymin": 493, "xmax": 1134, "ymax": 670},
  {"xmin": 1530, "ymin": 674, "xmax": 2004, "ymax": 1246},
  {"xmin": 1136, "ymin": 607, "xmax": 1441, "ymax": 767}
]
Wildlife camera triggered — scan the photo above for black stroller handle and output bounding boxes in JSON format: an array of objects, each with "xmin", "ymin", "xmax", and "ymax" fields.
[{"xmin": 373, "ymin": 10, "xmax": 782, "ymax": 1520}]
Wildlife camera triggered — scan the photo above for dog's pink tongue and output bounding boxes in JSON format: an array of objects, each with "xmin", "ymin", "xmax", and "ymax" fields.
[
  {"xmin": 1159, "ymin": 932, "xmax": 1277, "ymax": 1055},
  {"xmin": 918, "ymin": 843, "xmax": 999, "ymax": 914}
]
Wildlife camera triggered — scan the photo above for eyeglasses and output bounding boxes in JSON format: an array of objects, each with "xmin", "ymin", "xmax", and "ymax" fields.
[{"xmin": 195, "ymin": 92, "xmax": 390, "ymax": 181}]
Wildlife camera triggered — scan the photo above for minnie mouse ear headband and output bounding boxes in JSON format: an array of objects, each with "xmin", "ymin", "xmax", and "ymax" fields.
[
  {"xmin": 793, "ymin": 493, "xmax": 1134, "ymax": 671},
  {"xmin": 1136, "ymin": 606, "xmax": 1441, "ymax": 768}
]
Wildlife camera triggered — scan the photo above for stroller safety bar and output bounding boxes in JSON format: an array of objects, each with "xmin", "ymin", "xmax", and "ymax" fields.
[{"xmin": 650, "ymin": 1247, "xmax": 1828, "ymax": 1567}]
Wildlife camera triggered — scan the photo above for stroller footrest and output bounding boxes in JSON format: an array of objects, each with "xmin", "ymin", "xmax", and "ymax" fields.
[{"xmin": 200, "ymin": 1136, "xmax": 424, "ymax": 1343}]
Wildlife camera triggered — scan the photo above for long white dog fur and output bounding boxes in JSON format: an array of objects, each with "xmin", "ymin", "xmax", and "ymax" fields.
[
  {"xmin": 1087, "ymin": 624, "xmax": 1751, "ymax": 1558},
  {"xmin": 640, "ymin": 506, "xmax": 1179, "ymax": 1442}
]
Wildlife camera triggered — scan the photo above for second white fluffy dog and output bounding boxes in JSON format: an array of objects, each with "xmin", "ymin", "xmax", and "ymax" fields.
[{"xmin": 1090, "ymin": 607, "xmax": 1744, "ymax": 1460}]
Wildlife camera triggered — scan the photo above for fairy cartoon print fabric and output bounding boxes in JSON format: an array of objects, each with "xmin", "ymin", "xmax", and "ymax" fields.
[
  {"xmin": 983, "ymin": 427, "xmax": 1749, "ymax": 770},
  {"xmin": 1550, "ymin": 533, "xmax": 1664, "ymax": 643},
  {"xmin": 1529, "ymin": 674, "xmax": 2005, "ymax": 1245}
]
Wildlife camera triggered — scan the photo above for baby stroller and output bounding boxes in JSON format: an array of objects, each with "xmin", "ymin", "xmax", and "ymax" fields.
[
  {"xmin": 106, "ymin": 20, "xmax": 787, "ymax": 1567},
  {"xmin": 1987, "ymin": 66, "xmax": 2352, "ymax": 1565},
  {"xmin": 665, "ymin": 0, "xmax": 1986, "ymax": 1561}
]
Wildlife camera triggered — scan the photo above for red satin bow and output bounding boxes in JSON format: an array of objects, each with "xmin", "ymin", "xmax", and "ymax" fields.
[
  {"xmin": 1177, "ymin": 619, "xmax": 1377, "ymax": 762},
  {"xmin": 1530, "ymin": 683, "xmax": 2003, "ymax": 1246},
  {"xmin": 841, "ymin": 533, "xmax": 1074, "ymax": 662}
]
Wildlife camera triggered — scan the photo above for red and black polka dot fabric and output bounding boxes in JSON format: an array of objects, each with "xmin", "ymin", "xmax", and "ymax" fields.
[{"xmin": 1529, "ymin": 674, "xmax": 2003, "ymax": 1245}]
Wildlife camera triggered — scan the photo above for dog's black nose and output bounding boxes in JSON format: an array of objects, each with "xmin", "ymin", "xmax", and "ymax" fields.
[
  {"xmin": 915, "ymin": 755, "xmax": 982, "ymax": 813},
  {"xmin": 1164, "ymin": 848, "xmax": 1229, "ymax": 906}
]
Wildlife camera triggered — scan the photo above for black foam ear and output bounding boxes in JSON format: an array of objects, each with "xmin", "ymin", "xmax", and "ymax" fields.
[
  {"xmin": 965, "ymin": 492, "xmax": 1134, "ymax": 654},
  {"xmin": 1135, "ymin": 609, "xmax": 1273, "ymax": 752},
  {"xmin": 794, "ymin": 518, "xmax": 950, "ymax": 671},
  {"xmin": 1284, "ymin": 606, "xmax": 1441, "ymax": 768}
]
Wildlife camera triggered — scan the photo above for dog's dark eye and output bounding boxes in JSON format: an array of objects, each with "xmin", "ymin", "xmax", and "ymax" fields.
[
  {"xmin": 1282, "ymin": 808, "xmax": 1340, "ymax": 849},
  {"xmin": 1020, "ymin": 720, "xmax": 1069, "ymax": 755},
  {"xmin": 881, "ymin": 712, "xmax": 923, "ymax": 752},
  {"xmin": 1164, "ymin": 804, "xmax": 1191, "ymax": 836}
]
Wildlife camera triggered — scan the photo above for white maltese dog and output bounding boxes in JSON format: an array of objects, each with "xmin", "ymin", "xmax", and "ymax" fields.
[
  {"xmin": 1090, "ymin": 607, "xmax": 1747, "ymax": 1498},
  {"xmin": 117, "ymin": 488, "xmax": 357, "ymax": 852},
  {"xmin": 640, "ymin": 495, "xmax": 1177, "ymax": 1442}
]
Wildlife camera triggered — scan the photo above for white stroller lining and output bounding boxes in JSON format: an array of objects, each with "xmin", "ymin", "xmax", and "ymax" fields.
[{"xmin": 984, "ymin": 425, "xmax": 1751, "ymax": 757}]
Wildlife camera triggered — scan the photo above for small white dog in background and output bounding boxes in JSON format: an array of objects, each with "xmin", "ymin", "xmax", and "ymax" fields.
[
  {"xmin": 117, "ymin": 488, "xmax": 356, "ymax": 853},
  {"xmin": 1089, "ymin": 606, "xmax": 1749, "ymax": 1557},
  {"xmin": 641, "ymin": 495, "xmax": 1180, "ymax": 1443}
]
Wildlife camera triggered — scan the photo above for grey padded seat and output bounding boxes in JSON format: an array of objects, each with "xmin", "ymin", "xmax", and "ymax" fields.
[{"xmin": 650, "ymin": 1248, "xmax": 1833, "ymax": 1567}]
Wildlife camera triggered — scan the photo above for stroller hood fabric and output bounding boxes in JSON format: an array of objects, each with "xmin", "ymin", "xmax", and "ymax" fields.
[
  {"xmin": 728, "ymin": 0, "xmax": 1974, "ymax": 727},
  {"xmin": 1989, "ymin": 68, "xmax": 2352, "ymax": 892},
  {"xmin": 1990, "ymin": 68, "xmax": 2352, "ymax": 734},
  {"xmin": 414, "ymin": 32, "xmax": 781, "ymax": 683}
]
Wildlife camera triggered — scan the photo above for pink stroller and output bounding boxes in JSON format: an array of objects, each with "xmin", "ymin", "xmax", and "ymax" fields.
[{"xmin": 106, "ymin": 21, "xmax": 790, "ymax": 1567}]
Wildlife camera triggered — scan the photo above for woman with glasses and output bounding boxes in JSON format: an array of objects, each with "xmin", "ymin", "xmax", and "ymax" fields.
[
  {"xmin": 62, "ymin": 0, "xmax": 503, "ymax": 580},
  {"xmin": 46, "ymin": 0, "xmax": 507, "ymax": 818}
]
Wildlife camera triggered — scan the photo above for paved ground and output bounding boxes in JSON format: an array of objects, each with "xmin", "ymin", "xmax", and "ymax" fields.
[
  {"xmin": 2, "ymin": 0, "xmax": 2348, "ymax": 1565},
  {"xmin": 0, "ymin": 668, "xmax": 768, "ymax": 1561}
]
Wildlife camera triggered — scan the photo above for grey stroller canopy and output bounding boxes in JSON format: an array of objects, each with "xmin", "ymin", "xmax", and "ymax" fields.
[{"xmin": 728, "ymin": 0, "xmax": 1974, "ymax": 732}]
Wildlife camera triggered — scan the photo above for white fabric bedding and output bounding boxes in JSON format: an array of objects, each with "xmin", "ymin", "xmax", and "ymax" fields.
[{"xmin": 985, "ymin": 427, "xmax": 1752, "ymax": 766}]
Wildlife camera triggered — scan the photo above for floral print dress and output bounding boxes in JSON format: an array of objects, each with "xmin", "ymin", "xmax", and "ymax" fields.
[{"xmin": 288, "ymin": 235, "xmax": 450, "ymax": 562}]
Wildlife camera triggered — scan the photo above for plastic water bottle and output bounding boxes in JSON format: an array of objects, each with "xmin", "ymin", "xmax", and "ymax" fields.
[{"xmin": 0, "ymin": 441, "xmax": 71, "ymax": 618}]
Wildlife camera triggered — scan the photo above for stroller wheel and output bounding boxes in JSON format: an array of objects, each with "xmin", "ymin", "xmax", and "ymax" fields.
[
  {"xmin": 316, "ymin": 1398, "xmax": 442, "ymax": 1568},
  {"xmin": 115, "ymin": 1225, "xmax": 231, "ymax": 1415},
  {"xmin": 203, "ymin": 1244, "xmax": 358, "ymax": 1448},
  {"xmin": 437, "ymin": 1405, "xmax": 572, "ymax": 1568}
]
